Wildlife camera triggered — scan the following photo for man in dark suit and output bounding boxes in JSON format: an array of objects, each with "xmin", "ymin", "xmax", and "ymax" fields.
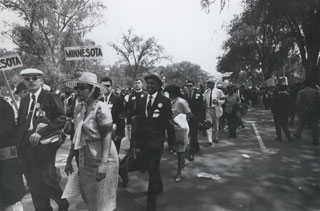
[
  {"xmin": 17, "ymin": 68, "xmax": 68, "ymax": 211},
  {"xmin": 182, "ymin": 80, "xmax": 204, "ymax": 161},
  {"xmin": 136, "ymin": 74, "xmax": 173, "ymax": 211},
  {"xmin": 271, "ymin": 84, "xmax": 293, "ymax": 142},
  {"xmin": 0, "ymin": 97, "xmax": 25, "ymax": 211},
  {"xmin": 126, "ymin": 78, "xmax": 147, "ymax": 150},
  {"xmin": 100, "ymin": 76, "xmax": 126, "ymax": 153}
]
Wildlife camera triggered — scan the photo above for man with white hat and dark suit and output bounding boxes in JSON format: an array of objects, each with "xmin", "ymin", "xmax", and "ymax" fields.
[
  {"xmin": 203, "ymin": 78, "xmax": 225, "ymax": 146},
  {"xmin": 17, "ymin": 68, "xmax": 68, "ymax": 211}
]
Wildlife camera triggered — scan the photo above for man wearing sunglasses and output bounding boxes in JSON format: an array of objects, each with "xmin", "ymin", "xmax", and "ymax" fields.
[
  {"xmin": 182, "ymin": 80, "xmax": 204, "ymax": 161},
  {"xmin": 17, "ymin": 68, "xmax": 69, "ymax": 211},
  {"xmin": 100, "ymin": 76, "xmax": 126, "ymax": 153}
]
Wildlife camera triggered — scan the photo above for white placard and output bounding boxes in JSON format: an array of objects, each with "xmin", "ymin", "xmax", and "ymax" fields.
[
  {"xmin": 0, "ymin": 53, "xmax": 23, "ymax": 71},
  {"xmin": 62, "ymin": 172, "xmax": 81, "ymax": 199},
  {"xmin": 64, "ymin": 45, "xmax": 103, "ymax": 61}
]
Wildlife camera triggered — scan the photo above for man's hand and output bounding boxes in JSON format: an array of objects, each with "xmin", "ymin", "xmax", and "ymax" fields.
[
  {"xmin": 29, "ymin": 132, "xmax": 42, "ymax": 147},
  {"xmin": 64, "ymin": 162, "xmax": 74, "ymax": 176}
]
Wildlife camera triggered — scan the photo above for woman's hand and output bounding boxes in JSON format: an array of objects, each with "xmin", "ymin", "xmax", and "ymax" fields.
[
  {"xmin": 64, "ymin": 162, "xmax": 74, "ymax": 176},
  {"xmin": 96, "ymin": 164, "xmax": 107, "ymax": 182}
]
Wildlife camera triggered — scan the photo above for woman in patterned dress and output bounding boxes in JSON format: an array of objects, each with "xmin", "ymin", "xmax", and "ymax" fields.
[{"xmin": 64, "ymin": 72, "xmax": 119, "ymax": 211}]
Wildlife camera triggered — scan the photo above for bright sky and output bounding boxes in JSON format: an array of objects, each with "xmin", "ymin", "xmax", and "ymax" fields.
[{"xmin": 0, "ymin": 0, "xmax": 243, "ymax": 76}]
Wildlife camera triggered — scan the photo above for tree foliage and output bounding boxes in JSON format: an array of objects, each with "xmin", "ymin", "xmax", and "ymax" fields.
[
  {"xmin": 203, "ymin": 0, "xmax": 320, "ymax": 85},
  {"xmin": 154, "ymin": 61, "xmax": 210, "ymax": 87},
  {"xmin": 0, "ymin": 0, "xmax": 106, "ymax": 88},
  {"xmin": 109, "ymin": 29, "xmax": 171, "ymax": 80}
]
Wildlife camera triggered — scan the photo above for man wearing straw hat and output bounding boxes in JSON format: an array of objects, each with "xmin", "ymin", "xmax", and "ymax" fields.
[
  {"xmin": 203, "ymin": 77, "xmax": 225, "ymax": 146},
  {"xmin": 17, "ymin": 68, "xmax": 68, "ymax": 211}
]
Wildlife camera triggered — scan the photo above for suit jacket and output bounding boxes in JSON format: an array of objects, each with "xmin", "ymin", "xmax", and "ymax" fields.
[
  {"xmin": 137, "ymin": 93, "xmax": 173, "ymax": 151},
  {"xmin": 182, "ymin": 89, "xmax": 204, "ymax": 116},
  {"xmin": 17, "ymin": 89, "xmax": 66, "ymax": 163},
  {"xmin": 0, "ymin": 97, "xmax": 25, "ymax": 209},
  {"xmin": 271, "ymin": 91, "xmax": 294, "ymax": 117},
  {"xmin": 101, "ymin": 93, "xmax": 125, "ymax": 138},
  {"xmin": 126, "ymin": 90, "xmax": 147, "ymax": 124}
]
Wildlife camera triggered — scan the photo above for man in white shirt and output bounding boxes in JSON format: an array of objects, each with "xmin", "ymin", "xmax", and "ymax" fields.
[{"xmin": 203, "ymin": 78, "xmax": 225, "ymax": 146}]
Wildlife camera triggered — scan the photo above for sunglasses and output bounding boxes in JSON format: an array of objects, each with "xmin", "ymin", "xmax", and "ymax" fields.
[
  {"xmin": 23, "ymin": 76, "xmax": 41, "ymax": 81},
  {"xmin": 187, "ymin": 85, "xmax": 193, "ymax": 87},
  {"xmin": 74, "ymin": 84, "xmax": 90, "ymax": 91}
]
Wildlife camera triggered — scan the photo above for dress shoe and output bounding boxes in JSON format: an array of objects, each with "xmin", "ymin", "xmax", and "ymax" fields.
[
  {"xmin": 213, "ymin": 138, "xmax": 219, "ymax": 143},
  {"xmin": 274, "ymin": 137, "xmax": 282, "ymax": 141},
  {"xmin": 58, "ymin": 199, "xmax": 69, "ymax": 211},
  {"xmin": 119, "ymin": 169, "xmax": 129, "ymax": 187},
  {"xmin": 312, "ymin": 141, "xmax": 319, "ymax": 146},
  {"xmin": 175, "ymin": 176, "xmax": 183, "ymax": 182},
  {"xmin": 188, "ymin": 153, "xmax": 194, "ymax": 161},
  {"xmin": 203, "ymin": 142, "xmax": 212, "ymax": 147}
]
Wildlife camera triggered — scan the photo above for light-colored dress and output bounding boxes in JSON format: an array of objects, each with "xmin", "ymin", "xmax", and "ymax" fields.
[
  {"xmin": 171, "ymin": 97, "xmax": 191, "ymax": 152},
  {"xmin": 75, "ymin": 100, "xmax": 119, "ymax": 211}
]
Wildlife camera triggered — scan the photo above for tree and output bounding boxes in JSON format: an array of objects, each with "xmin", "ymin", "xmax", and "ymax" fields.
[
  {"xmin": 203, "ymin": 0, "xmax": 320, "ymax": 84},
  {"xmin": 154, "ymin": 61, "xmax": 209, "ymax": 87},
  {"xmin": 109, "ymin": 29, "xmax": 171, "ymax": 79},
  {"xmin": 0, "ymin": 0, "xmax": 106, "ymax": 87}
]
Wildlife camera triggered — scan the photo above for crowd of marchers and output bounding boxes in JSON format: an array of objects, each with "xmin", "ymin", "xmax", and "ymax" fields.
[{"xmin": 1, "ymin": 68, "xmax": 319, "ymax": 211}]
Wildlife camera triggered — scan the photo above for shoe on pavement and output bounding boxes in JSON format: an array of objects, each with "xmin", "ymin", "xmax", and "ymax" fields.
[
  {"xmin": 203, "ymin": 142, "xmax": 212, "ymax": 147},
  {"xmin": 274, "ymin": 137, "xmax": 282, "ymax": 141},
  {"xmin": 312, "ymin": 141, "xmax": 319, "ymax": 146},
  {"xmin": 213, "ymin": 138, "xmax": 219, "ymax": 143},
  {"xmin": 189, "ymin": 154, "xmax": 194, "ymax": 161}
]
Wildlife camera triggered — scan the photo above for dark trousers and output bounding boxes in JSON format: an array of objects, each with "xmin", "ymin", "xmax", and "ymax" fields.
[
  {"xmin": 22, "ymin": 148, "xmax": 64, "ymax": 211},
  {"xmin": 296, "ymin": 113, "xmax": 319, "ymax": 142},
  {"xmin": 166, "ymin": 124, "xmax": 175, "ymax": 150},
  {"xmin": 113, "ymin": 136, "xmax": 123, "ymax": 153},
  {"xmin": 274, "ymin": 115, "xmax": 292, "ymax": 141},
  {"xmin": 226, "ymin": 113, "xmax": 238, "ymax": 137},
  {"xmin": 142, "ymin": 148, "xmax": 163, "ymax": 211},
  {"xmin": 188, "ymin": 115, "xmax": 200, "ymax": 153}
]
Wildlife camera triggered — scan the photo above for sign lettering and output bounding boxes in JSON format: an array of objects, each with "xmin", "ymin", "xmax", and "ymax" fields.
[
  {"xmin": 0, "ymin": 54, "xmax": 23, "ymax": 71},
  {"xmin": 64, "ymin": 46, "xmax": 103, "ymax": 61}
]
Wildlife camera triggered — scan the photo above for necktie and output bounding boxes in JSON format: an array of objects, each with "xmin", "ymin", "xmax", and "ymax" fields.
[
  {"xmin": 189, "ymin": 92, "xmax": 192, "ymax": 99},
  {"xmin": 27, "ymin": 94, "xmax": 36, "ymax": 130},
  {"xmin": 147, "ymin": 95, "xmax": 153, "ymax": 117},
  {"xmin": 209, "ymin": 89, "xmax": 212, "ymax": 107}
]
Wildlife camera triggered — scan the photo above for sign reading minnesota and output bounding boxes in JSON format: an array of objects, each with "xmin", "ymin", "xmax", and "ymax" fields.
[{"xmin": 64, "ymin": 46, "xmax": 103, "ymax": 61}]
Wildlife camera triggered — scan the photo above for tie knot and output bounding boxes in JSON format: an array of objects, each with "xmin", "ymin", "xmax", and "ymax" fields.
[
  {"xmin": 31, "ymin": 94, "xmax": 36, "ymax": 101},
  {"xmin": 149, "ymin": 95, "xmax": 152, "ymax": 99}
]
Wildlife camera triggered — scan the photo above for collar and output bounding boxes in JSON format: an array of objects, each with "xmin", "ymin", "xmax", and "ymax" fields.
[
  {"xmin": 135, "ymin": 89, "xmax": 143, "ymax": 93},
  {"xmin": 30, "ymin": 87, "xmax": 42, "ymax": 100},
  {"xmin": 148, "ymin": 91, "xmax": 158, "ymax": 99}
]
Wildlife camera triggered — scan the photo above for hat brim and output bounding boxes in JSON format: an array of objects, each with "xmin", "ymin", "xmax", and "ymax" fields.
[
  {"xmin": 144, "ymin": 75, "xmax": 163, "ymax": 86},
  {"xmin": 64, "ymin": 80, "xmax": 108, "ymax": 94}
]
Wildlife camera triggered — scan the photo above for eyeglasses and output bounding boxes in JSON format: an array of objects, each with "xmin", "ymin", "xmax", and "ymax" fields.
[
  {"xmin": 23, "ymin": 76, "xmax": 40, "ymax": 81},
  {"xmin": 186, "ymin": 85, "xmax": 193, "ymax": 88},
  {"xmin": 74, "ymin": 84, "xmax": 89, "ymax": 91}
]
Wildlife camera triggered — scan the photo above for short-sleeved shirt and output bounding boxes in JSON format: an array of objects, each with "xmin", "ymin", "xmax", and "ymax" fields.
[
  {"xmin": 171, "ymin": 97, "xmax": 191, "ymax": 118},
  {"xmin": 75, "ymin": 100, "xmax": 117, "ymax": 161}
]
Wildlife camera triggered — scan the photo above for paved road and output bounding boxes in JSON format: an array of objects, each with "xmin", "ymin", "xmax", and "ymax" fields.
[{"xmin": 23, "ymin": 108, "xmax": 320, "ymax": 211}]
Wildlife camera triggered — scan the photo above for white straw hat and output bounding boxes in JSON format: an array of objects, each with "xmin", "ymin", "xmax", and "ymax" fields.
[{"xmin": 64, "ymin": 72, "xmax": 108, "ymax": 94}]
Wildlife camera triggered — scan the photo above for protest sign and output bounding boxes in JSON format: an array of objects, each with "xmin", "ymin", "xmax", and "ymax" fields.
[
  {"xmin": 64, "ymin": 45, "xmax": 103, "ymax": 61},
  {"xmin": 0, "ymin": 54, "xmax": 23, "ymax": 71}
]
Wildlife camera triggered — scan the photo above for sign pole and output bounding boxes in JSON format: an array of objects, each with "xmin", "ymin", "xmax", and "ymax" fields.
[{"xmin": 1, "ymin": 70, "xmax": 18, "ymax": 111}]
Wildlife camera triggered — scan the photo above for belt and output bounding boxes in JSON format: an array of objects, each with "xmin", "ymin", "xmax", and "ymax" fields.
[{"xmin": 0, "ymin": 146, "xmax": 18, "ymax": 161}]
